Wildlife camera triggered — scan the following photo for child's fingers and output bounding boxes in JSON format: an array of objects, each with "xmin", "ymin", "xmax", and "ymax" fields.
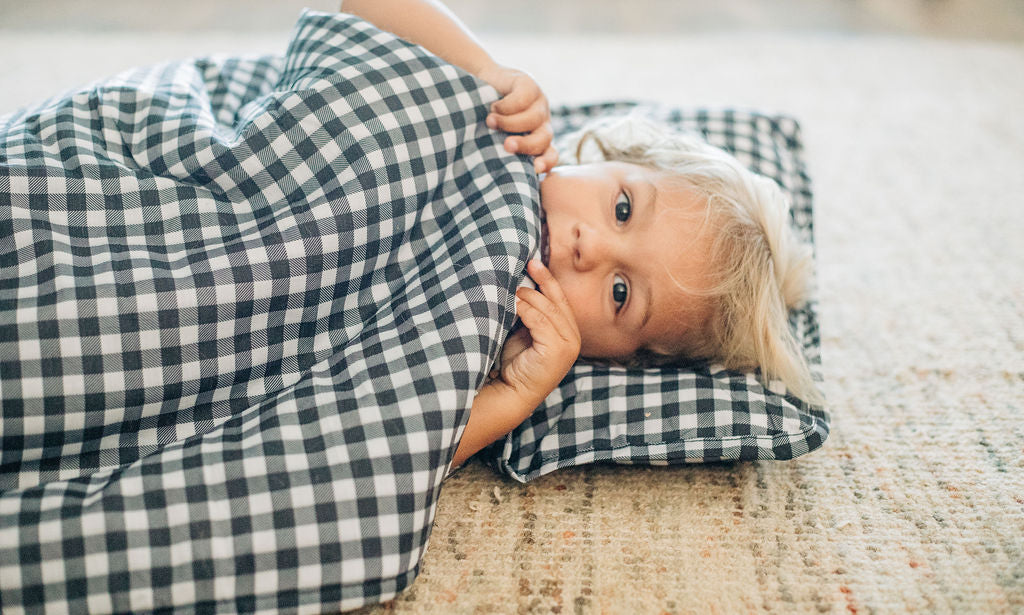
[
  {"xmin": 515, "ymin": 290, "xmax": 566, "ymax": 342},
  {"xmin": 500, "ymin": 327, "xmax": 531, "ymax": 364},
  {"xmin": 526, "ymin": 260, "xmax": 575, "ymax": 322},
  {"xmin": 491, "ymin": 76, "xmax": 541, "ymax": 115},
  {"xmin": 517, "ymin": 280, "xmax": 578, "ymax": 342},
  {"xmin": 504, "ymin": 124, "xmax": 553, "ymax": 157},
  {"xmin": 516, "ymin": 299, "xmax": 577, "ymax": 362},
  {"xmin": 488, "ymin": 103, "xmax": 548, "ymax": 134},
  {"xmin": 534, "ymin": 145, "xmax": 558, "ymax": 174},
  {"xmin": 517, "ymin": 285, "xmax": 572, "ymax": 335}
]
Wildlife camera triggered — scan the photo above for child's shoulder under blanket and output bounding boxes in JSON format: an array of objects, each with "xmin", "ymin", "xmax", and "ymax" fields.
[{"xmin": 0, "ymin": 9, "xmax": 537, "ymax": 612}]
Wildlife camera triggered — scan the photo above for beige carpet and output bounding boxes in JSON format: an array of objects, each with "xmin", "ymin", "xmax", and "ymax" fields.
[{"xmin": 3, "ymin": 28, "xmax": 1022, "ymax": 614}]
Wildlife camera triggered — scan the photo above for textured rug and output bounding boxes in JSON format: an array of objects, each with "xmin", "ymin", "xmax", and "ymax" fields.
[{"xmin": 2, "ymin": 28, "xmax": 1022, "ymax": 614}]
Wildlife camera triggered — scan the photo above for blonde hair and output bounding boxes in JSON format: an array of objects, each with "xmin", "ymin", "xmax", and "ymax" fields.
[{"xmin": 557, "ymin": 113, "xmax": 824, "ymax": 406}]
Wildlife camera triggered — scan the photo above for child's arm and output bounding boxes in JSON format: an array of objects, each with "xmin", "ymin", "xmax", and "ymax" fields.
[
  {"xmin": 451, "ymin": 260, "xmax": 580, "ymax": 469},
  {"xmin": 340, "ymin": 0, "xmax": 557, "ymax": 173}
]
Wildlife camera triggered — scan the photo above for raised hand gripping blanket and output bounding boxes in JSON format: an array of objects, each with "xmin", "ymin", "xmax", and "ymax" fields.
[{"xmin": 1, "ymin": 10, "xmax": 538, "ymax": 612}]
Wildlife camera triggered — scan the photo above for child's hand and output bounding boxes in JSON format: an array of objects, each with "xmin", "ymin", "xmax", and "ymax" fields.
[
  {"xmin": 451, "ymin": 262, "xmax": 576, "ymax": 469},
  {"xmin": 494, "ymin": 261, "xmax": 580, "ymax": 409},
  {"xmin": 477, "ymin": 64, "xmax": 558, "ymax": 174}
]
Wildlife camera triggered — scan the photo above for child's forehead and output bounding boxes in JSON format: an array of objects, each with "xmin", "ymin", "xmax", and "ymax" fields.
[
  {"xmin": 542, "ymin": 161, "xmax": 706, "ymax": 216},
  {"xmin": 632, "ymin": 170, "xmax": 707, "ymax": 220},
  {"xmin": 605, "ymin": 162, "xmax": 700, "ymax": 197}
]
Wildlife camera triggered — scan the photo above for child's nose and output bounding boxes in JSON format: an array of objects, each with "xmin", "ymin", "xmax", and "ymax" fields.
[{"xmin": 573, "ymin": 223, "xmax": 616, "ymax": 272}]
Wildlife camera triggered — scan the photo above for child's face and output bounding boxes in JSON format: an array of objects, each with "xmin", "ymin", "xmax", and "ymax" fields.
[{"xmin": 538, "ymin": 162, "xmax": 714, "ymax": 360}]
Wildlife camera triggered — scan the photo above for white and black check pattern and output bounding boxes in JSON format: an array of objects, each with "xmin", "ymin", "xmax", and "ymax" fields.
[
  {"xmin": 1, "ymin": 11, "xmax": 537, "ymax": 613},
  {"xmin": 485, "ymin": 102, "xmax": 829, "ymax": 482}
]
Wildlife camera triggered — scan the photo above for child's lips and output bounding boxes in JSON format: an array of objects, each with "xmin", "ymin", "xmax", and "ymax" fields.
[{"xmin": 539, "ymin": 212, "xmax": 550, "ymax": 266}]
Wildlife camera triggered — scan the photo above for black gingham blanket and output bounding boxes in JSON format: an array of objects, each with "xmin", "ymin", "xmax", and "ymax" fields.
[{"xmin": 1, "ymin": 11, "xmax": 537, "ymax": 612}]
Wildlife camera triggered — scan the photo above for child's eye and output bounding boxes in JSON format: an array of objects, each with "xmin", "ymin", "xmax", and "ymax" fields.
[
  {"xmin": 614, "ymin": 192, "xmax": 631, "ymax": 223},
  {"xmin": 612, "ymin": 274, "xmax": 628, "ymax": 309}
]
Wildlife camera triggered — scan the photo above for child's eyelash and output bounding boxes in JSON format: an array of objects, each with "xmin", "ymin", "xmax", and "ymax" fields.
[
  {"xmin": 614, "ymin": 191, "xmax": 631, "ymax": 223},
  {"xmin": 612, "ymin": 274, "xmax": 628, "ymax": 311}
]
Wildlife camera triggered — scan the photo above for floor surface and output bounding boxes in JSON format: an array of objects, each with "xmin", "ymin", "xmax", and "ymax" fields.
[{"xmin": 2, "ymin": 0, "xmax": 1023, "ymax": 40}]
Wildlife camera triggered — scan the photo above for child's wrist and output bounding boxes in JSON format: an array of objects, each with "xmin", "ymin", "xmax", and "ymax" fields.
[
  {"xmin": 480, "ymin": 378, "xmax": 544, "ymax": 421},
  {"xmin": 473, "ymin": 61, "xmax": 505, "ymax": 88}
]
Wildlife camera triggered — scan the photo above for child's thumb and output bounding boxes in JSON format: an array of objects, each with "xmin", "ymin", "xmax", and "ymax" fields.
[{"xmin": 501, "ymin": 327, "xmax": 532, "ymax": 363}]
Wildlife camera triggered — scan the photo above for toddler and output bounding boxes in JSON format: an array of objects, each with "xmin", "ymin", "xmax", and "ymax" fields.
[{"xmin": 340, "ymin": 0, "xmax": 821, "ymax": 469}]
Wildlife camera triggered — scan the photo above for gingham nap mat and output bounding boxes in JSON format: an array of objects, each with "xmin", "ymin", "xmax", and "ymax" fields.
[{"xmin": 1, "ymin": 11, "xmax": 538, "ymax": 613}]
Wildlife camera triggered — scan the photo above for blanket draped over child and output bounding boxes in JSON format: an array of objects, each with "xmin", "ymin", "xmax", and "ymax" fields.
[{"xmin": 0, "ymin": 10, "xmax": 537, "ymax": 612}]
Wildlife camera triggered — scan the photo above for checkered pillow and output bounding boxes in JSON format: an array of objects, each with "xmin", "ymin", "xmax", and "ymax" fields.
[
  {"xmin": 485, "ymin": 102, "xmax": 829, "ymax": 482},
  {"xmin": 0, "ymin": 10, "xmax": 537, "ymax": 613}
]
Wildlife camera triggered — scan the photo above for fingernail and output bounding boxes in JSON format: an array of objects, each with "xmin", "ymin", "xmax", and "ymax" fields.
[
  {"xmin": 506, "ymin": 139, "xmax": 517, "ymax": 153},
  {"xmin": 486, "ymin": 115, "xmax": 496, "ymax": 128}
]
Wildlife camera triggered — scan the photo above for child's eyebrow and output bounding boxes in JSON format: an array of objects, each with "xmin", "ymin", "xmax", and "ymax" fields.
[
  {"xmin": 634, "ymin": 175, "xmax": 658, "ymax": 333},
  {"xmin": 639, "ymin": 283, "xmax": 653, "ymax": 332},
  {"xmin": 646, "ymin": 177, "xmax": 659, "ymax": 213}
]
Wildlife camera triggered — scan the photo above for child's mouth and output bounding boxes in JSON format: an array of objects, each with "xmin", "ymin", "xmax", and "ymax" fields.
[{"xmin": 539, "ymin": 209, "xmax": 550, "ymax": 266}]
